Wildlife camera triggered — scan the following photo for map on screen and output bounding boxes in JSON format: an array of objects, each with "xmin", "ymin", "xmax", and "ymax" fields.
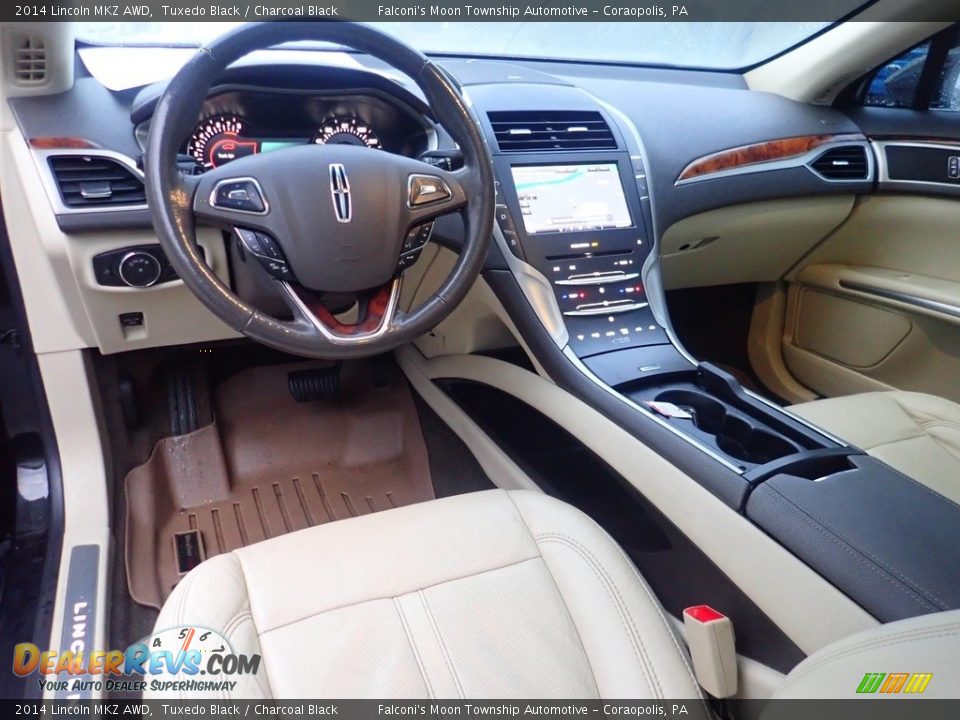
[{"xmin": 510, "ymin": 163, "xmax": 632, "ymax": 235}]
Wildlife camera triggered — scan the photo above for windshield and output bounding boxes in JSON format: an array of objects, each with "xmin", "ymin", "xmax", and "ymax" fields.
[{"xmin": 75, "ymin": 21, "xmax": 849, "ymax": 70}]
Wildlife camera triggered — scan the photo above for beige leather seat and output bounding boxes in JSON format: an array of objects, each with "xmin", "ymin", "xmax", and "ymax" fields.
[
  {"xmin": 149, "ymin": 489, "xmax": 702, "ymax": 699},
  {"xmin": 789, "ymin": 391, "xmax": 960, "ymax": 505},
  {"xmin": 772, "ymin": 609, "xmax": 960, "ymax": 699},
  {"xmin": 148, "ymin": 488, "xmax": 960, "ymax": 699}
]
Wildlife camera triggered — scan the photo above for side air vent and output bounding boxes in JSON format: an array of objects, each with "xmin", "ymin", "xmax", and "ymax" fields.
[
  {"xmin": 11, "ymin": 33, "xmax": 46, "ymax": 85},
  {"xmin": 488, "ymin": 111, "xmax": 617, "ymax": 152},
  {"xmin": 809, "ymin": 145, "xmax": 869, "ymax": 180},
  {"xmin": 48, "ymin": 155, "xmax": 146, "ymax": 208}
]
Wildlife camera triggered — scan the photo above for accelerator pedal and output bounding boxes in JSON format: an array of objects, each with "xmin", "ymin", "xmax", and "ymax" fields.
[{"xmin": 288, "ymin": 363, "xmax": 342, "ymax": 402}]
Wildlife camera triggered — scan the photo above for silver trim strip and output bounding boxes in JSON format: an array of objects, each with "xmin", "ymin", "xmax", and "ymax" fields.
[
  {"xmin": 839, "ymin": 280, "xmax": 960, "ymax": 320},
  {"xmin": 555, "ymin": 271, "xmax": 640, "ymax": 286},
  {"xmin": 406, "ymin": 173, "xmax": 452, "ymax": 209},
  {"xmin": 492, "ymin": 222, "xmax": 570, "ymax": 348},
  {"xmin": 209, "ymin": 176, "xmax": 270, "ymax": 215},
  {"xmin": 741, "ymin": 387, "xmax": 849, "ymax": 447},
  {"xmin": 279, "ymin": 278, "xmax": 402, "ymax": 346},
  {"xmin": 564, "ymin": 301, "xmax": 648, "ymax": 317},
  {"xmin": 592, "ymin": 95, "xmax": 695, "ymax": 363},
  {"xmin": 460, "ymin": 87, "xmax": 569, "ymax": 349},
  {"xmin": 873, "ymin": 140, "xmax": 960, "ymax": 192},
  {"xmin": 32, "ymin": 148, "xmax": 148, "ymax": 216}
]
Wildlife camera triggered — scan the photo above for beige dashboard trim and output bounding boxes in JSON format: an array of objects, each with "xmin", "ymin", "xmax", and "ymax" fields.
[
  {"xmin": 2, "ymin": 123, "xmax": 240, "ymax": 355},
  {"xmin": 1, "ymin": 125, "xmax": 96, "ymax": 351},
  {"xmin": 661, "ymin": 196, "xmax": 855, "ymax": 290},
  {"xmin": 407, "ymin": 351, "xmax": 877, "ymax": 654}
]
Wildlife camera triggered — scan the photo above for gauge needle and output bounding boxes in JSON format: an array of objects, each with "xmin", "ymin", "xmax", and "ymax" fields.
[{"xmin": 180, "ymin": 628, "xmax": 196, "ymax": 653}]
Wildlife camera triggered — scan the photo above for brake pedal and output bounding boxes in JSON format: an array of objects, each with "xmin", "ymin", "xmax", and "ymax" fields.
[{"xmin": 288, "ymin": 363, "xmax": 342, "ymax": 402}]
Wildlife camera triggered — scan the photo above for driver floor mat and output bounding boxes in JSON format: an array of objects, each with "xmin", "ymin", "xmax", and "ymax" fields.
[{"xmin": 124, "ymin": 361, "xmax": 434, "ymax": 609}]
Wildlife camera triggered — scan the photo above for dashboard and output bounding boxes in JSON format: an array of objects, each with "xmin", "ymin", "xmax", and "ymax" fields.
[{"xmin": 8, "ymin": 49, "xmax": 957, "ymax": 360}]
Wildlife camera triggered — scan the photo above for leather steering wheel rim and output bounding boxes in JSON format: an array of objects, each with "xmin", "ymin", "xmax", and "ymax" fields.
[{"xmin": 145, "ymin": 21, "xmax": 494, "ymax": 359}]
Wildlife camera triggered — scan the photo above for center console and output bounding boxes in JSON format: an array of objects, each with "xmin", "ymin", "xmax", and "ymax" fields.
[
  {"xmin": 463, "ymin": 77, "xmax": 960, "ymax": 624},
  {"xmin": 492, "ymin": 151, "xmax": 668, "ymax": 357},
  {"xmin": 468, "ymin": 86, "xmax": 849, "ymax": 498}
]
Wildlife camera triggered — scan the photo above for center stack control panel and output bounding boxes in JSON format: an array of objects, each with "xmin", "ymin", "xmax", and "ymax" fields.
[{"xmin": 482, "ymin": 109, "xmax": 667, "ymax": 358}]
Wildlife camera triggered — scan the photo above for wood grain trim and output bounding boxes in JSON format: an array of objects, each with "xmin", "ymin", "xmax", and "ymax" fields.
[
  {"xmin": 292, "ymin": 284, "xmax": 394, "ymax": 337},
  {"xmin": 677, "ymin": 133, "xmax": 864, "ymax": 182},
  {"xmin": 29, "ymin": 137, "xmax": 99, "ymax": 150}
]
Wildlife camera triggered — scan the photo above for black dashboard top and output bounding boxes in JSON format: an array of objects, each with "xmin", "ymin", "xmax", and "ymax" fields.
[{"xmin": 9, "ymin": 49, "xmax": 877, "ymax": 236}]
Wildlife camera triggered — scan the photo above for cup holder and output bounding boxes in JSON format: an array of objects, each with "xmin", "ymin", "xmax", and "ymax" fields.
[{"xmin": 655, "ymin": 389, "xmax": 800, "ymax": 465}]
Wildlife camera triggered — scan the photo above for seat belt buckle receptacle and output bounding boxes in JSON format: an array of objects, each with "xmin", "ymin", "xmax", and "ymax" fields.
[{"xmin": 683, "ymin": 605, "xmax": 737, "ymax": 698}]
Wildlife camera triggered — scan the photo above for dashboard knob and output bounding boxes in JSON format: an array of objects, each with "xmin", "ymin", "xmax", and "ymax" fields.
[{"xmin": 118, "ymin": 251, "xmax": 162, "ymax": 288}]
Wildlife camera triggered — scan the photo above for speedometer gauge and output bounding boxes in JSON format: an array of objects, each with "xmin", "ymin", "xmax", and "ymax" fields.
[
  {"xmin": 312, "ymin": 117, "xmax": 381, "ymax": 149},
  {"xmin": 187, "ymin": 115, "xmax": 257, "ymax": 169}
]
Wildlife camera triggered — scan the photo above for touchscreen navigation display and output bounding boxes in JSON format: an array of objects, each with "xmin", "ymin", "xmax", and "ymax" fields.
[{"xmin": 510, "ymin": 163, "xmax": 632, "ymax": 235}]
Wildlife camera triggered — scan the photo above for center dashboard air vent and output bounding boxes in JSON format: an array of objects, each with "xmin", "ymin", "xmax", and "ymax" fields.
[
  {"xmin": 488, "ymin": 111, "xmax": 617, "ymax": 152},
  {"xmin": 809, "ymin": 145, "xmax": 870, "ymax": 181},
  {"xmin": 47, "ymin": 155, "xmax": 146, "ymax": 208}
]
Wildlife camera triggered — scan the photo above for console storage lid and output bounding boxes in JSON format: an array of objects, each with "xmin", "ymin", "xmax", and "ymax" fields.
[{"xmin": 746, "ymin": 455, "xmax": 960, "ymax": 622}]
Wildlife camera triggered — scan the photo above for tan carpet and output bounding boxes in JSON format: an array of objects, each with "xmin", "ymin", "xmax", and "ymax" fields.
[{"xmin": 125, "ymin": 361, "xmax": 434, "ymax": 609}]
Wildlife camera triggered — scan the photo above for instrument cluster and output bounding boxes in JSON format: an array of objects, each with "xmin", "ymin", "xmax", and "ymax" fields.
[{"xmin": 180, "ymin": 89, "xmax": 434, "ymax": 172}]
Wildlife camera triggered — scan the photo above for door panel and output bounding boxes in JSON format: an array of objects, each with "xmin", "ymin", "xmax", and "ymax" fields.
[
  {"xmin": 782, "ymin": 194, "xmax": 960, "ymax": 402},
  {"xmin": 791, "ymin": 285, "xmax": 911, "ymax": 368}
]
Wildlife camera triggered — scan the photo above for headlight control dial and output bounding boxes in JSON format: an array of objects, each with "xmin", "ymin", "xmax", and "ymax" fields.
[{"xmin": 118, "ymin": 251, "xmax": 163, "ymax": 288}]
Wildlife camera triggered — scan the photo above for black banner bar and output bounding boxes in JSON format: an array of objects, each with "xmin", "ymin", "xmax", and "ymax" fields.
[{"xmin": 4, "ymin": 0, "xmax": 960, "ymax": 24}]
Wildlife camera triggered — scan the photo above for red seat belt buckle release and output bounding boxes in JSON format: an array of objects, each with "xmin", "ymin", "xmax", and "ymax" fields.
[{"xmin": 683, "ymin": 605, "xmax": 737, "ymax": 698}]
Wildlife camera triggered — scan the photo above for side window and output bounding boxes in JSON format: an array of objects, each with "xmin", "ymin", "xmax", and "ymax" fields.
[
  {"xmin": 860, "ymin": 26, "xmax": 960, "ymax": 112},
  {"xmin": 864, "ymin": 42, "xmax": 930, "ymax": 108},
  {"xmin": 931, "ymin": 47, "xmax": 960, "ymax": 111}
]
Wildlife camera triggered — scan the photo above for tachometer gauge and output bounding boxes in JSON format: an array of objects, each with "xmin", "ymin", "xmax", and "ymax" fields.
[
  {"xmin": 313, "ymin": 117, "xmax": 381, "ymax": 149},
  {"xmin": 186, "ymin": 115, "xmax": 257, "ymax": 169}
]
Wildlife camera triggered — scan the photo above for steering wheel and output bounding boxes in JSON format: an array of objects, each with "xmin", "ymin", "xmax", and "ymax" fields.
[{"xmin": 145, "ymin": 22, "xmax": 494, "ymax": 359}]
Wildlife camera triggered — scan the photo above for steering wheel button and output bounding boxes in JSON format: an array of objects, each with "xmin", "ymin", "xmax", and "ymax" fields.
[
  {"xmin": 417, "ymin": 222, "xmax": 434, "ymax": 243},
  {"xmin": 255, "ymin": 232, "xmax": 284, "ymax": 260},
  {"xmin": 235, "ymin": 228, "xmax": 264, "ymax": 255},
  {"xmin": 213, "ymin": 179, "xmax": 266, "ymax": 213},
  {"xmin": 409, "ymin": 175, "xmax": 451, "ymax": 206},
  {"xmin": 263, "ymin": 258, "xmax": 295, "ymax": 281},
  {"xmin": 398, "ymin": 249, "xmax": 423, "ymax": 271},
  {"xmin": 401, "ymin": 228, "xmax": 419, "ymax": 253}
]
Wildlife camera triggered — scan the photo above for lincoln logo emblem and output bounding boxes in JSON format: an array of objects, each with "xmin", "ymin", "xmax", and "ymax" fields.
[{"xmin": 329, "ymin": 163, "xmax": 351, "ymax": 223}]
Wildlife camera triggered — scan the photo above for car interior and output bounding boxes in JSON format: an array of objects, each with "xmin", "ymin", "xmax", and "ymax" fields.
[{"xmin": 1, "ymin": 4, "xmax": 960, "ymax": 705}]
